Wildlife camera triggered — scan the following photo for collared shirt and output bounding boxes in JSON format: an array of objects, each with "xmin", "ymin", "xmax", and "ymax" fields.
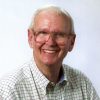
[{"xmin": 0, "ymin": 58, "xmax": 99, "ymax": 100}]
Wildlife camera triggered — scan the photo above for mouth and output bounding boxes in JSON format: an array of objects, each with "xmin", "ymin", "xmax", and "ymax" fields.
[{"xmin": 42, "ymin": 49, "xmax": 59, "ymax": 54}]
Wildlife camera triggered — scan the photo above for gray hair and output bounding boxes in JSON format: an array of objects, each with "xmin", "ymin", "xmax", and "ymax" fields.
[{"xmin": 29, "ymin": 5, "xmax": 75, "ymax": 34}]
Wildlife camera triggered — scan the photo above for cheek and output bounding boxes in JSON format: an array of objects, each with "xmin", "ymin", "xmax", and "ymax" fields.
[
  {"xmin": 60, "ymin": 43, "xmax": 70, "ymax": 52},
  {"xmin": 59, "ymin": 45, "xmax": 69, "ymax": 57},
  {"xmin": 59, "ymin": 42, "xmax": 71, "ymax": 57},
  {"xmin": 33, "ymin": 42, "xmax": 43, "ymax": 53},
  {"xmin": 33, "ymin": 43, "xmax": 41, "ymax": 59}
]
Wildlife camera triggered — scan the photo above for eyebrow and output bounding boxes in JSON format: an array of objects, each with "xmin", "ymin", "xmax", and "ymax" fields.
[{"xmin": 35, "ymin": 28, "xmax": 66, "ymax": 33}]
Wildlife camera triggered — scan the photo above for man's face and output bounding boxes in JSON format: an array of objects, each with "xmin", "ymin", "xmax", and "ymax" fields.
[{"xmin": 28, "ymin": 11, "xmax": 75, "ymax": 66}]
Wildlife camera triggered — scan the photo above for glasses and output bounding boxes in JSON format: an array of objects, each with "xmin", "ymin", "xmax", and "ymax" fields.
[{"xmin": 33, "ymin": 30, "xmax": 71, "ymax": 45}]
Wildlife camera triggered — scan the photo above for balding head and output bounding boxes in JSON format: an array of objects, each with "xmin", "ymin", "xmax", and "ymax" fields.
[{"xmin": 29, "ymin": 5, "xmax": 75, "ymax": 34}]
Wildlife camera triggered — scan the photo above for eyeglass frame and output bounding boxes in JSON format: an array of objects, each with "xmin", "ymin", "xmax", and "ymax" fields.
[{"xmin": 31, "ymin": 29, "xmax": 74, "ymax": 45}]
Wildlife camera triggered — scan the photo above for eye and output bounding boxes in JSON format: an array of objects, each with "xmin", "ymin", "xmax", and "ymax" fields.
[
  {"xmin": 36, "ymin": 31, "xmax": 48, "ymax": 36},
  {"xmin": 55, "ymin": 32, "xmax": 66, "ymax": 38}
]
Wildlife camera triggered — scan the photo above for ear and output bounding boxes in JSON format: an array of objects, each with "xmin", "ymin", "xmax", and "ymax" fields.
[
  {"xmin": 68, "ymin": 34, "xmax": 76, "ymax": 52},
  {"xmin": 28, "ymin": 29, "xmax": 34, "ymax": 48}
]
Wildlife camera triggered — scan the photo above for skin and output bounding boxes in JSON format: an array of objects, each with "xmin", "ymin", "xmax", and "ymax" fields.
[{"xmin": 28, "ymin": 10, "xmax": 76, "ymax": 83}]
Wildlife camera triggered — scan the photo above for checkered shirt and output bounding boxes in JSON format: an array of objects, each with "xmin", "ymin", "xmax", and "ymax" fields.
[{"xmin": 0, "ymin": 58, "xmax": 99, "ymax": 100}]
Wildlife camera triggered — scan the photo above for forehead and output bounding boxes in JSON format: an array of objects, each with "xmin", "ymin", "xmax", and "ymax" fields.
[{"xmin": 34, "ymin": 10, "xmax": 70, "ymax": 32}]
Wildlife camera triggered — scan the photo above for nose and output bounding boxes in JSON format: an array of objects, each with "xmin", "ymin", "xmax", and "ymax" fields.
[{"xmin": 45, "ymin": 35, "xmax": 57, "ymax": 46}]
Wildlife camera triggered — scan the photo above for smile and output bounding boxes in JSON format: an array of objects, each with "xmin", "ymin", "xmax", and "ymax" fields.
[{"xmin": 43, "ymin": 49, "xmax": 58, "ymax": 54}]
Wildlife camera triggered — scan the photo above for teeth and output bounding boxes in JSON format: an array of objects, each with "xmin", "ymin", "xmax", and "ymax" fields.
[{"xmin": 43, "ymin": 50, "xmax": 56, "ymax": 53}]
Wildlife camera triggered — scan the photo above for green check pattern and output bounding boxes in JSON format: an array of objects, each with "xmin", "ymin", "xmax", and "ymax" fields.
[{"xmin": 0, "ymin": 58, "xmax": 99, "ymax": 100}]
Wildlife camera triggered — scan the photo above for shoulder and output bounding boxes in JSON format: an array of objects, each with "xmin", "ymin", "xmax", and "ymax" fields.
[
  {"xmin": 63, "ymin": 64, "xmax": 99, "ymax": 99},
  {"xmin": 0, "ymin": 60, "xmax": 32, "ymax": 99},
  {"xmin": 63, "ymin": 64, "xmax": 94, "ymax": 90},
  {"xmin": 63, "ymin": 64, "xmax": 89, "ymax": 82}
]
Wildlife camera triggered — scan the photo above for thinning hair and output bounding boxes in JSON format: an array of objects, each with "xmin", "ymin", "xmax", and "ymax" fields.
[{"xmin": 29, "ymin": 5, "xmax": 75, "ymax": 34}]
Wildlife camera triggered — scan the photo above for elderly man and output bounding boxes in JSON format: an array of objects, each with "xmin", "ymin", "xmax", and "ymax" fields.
[{"xmin": 0, "ymin": 5, "xmax": 99, "ymax": 100}]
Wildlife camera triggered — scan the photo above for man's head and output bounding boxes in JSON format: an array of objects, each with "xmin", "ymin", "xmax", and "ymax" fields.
[{"xmin": 28, "ymin": 5, "xmax": 76, "ymax": 67}]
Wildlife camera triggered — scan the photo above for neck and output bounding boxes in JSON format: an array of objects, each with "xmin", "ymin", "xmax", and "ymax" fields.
[{"xmin": 34, "ymin": 58, "xmax": 62, "ymax": 83}]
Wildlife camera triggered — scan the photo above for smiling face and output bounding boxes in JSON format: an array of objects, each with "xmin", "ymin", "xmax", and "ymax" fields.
[{"xmin": 28, "ymin": 10, "xmax": 75, "ymax": 67}]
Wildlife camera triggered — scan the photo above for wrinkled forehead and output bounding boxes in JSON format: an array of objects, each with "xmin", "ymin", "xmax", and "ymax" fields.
[
  {"xmin": 34, "ymin": 9, "xmax": 70, "ymax": 24},
  {"xmin": 33, "ymin": 10, "xmax": 71, "ymax": 32}
]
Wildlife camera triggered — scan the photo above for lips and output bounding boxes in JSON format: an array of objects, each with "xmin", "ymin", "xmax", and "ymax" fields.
[
  {"xmin": 43, "ymin": 49, "xmax": 57, "ymax": 53},
  {"xmin": 42, "ymin": 48, "xmax": 59, "ymax": 54}
]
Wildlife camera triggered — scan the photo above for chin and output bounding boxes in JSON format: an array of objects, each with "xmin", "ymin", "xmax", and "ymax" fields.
[{"xmin": 42, "ymin": 58, "xmax": 60, "ymax": 66}]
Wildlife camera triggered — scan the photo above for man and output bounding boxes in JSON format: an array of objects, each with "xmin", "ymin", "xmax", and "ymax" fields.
[{"xmin": 0, "ymin": 5, "xmax": 99, "ymax": 100}]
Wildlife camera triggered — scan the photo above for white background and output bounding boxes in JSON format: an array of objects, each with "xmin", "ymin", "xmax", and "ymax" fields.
[{"xmin": 0, "ymin": 0, "xmax": 100, "ymax": 96}]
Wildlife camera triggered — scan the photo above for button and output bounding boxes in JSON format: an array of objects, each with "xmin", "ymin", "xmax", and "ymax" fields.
[{"xmin": 50, "ymin": 82, "xmax": 56, "ymax": 87}]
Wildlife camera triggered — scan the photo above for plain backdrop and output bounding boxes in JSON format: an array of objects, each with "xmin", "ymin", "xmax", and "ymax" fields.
[{"xmin": 0, "ymin": 0, "xmax": 100, "ymax": 96}]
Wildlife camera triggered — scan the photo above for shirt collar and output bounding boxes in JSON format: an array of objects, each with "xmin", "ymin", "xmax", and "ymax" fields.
[
  {"xmin": 30, "ymin": 58, "xmax": 50, "ymax": 94},
  {"xmin": 29, "ymin": 58, "xmax": 68, "ymax": 93},
  {"xmin": 57, "ymin": 64, "xmax": 68, "ymax": 85},
  {"xmin": 62, "ymin": 64, "xmax": 68, "ymax": 82},
  {"xmin": 62, "ymin": 64, "xmax": 77, "ymax": 89}
]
